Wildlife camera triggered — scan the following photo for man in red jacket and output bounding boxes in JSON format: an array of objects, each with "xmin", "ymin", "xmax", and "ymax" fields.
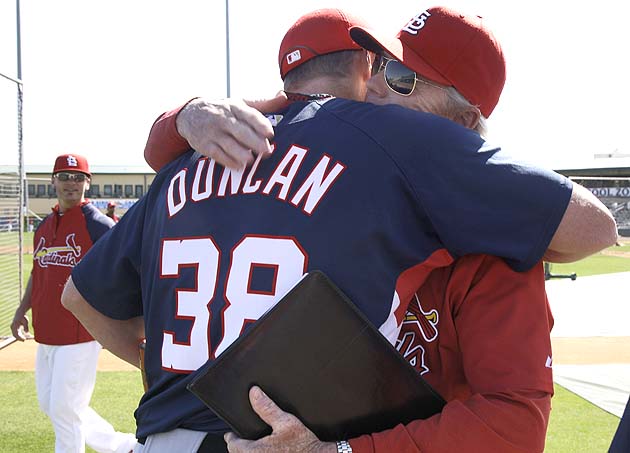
[{"xmin": 11, "ymin": 154, "xmax": 136, "ymax": 453}]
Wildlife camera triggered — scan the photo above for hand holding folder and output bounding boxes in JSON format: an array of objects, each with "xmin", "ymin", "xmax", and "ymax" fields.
[{"xmin": 187, "ymin": 271, "xmax": 445, "ymax": 441}]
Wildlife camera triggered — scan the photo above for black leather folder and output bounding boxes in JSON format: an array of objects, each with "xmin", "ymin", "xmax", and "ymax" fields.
[{"xmin": 187, "ymin": 270, "xmax": 445, "ymax": 441}]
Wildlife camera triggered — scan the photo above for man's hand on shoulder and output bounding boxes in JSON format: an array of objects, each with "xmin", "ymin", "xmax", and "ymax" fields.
[{"xmin": 176, "ymin": 95, "xmax": 287, "ymax": 169}]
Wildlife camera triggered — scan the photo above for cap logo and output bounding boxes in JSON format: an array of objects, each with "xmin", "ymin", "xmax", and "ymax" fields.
[
  {"xmin": 66, "ymin": 155, "xmax": 78, "ymax": 167},
  {"xmin": 402, "ymin": 10, "xmax": 432, "ymax": 35},
  {"xmin": 286, "ymin": 50, "xmax": 302, "ymax": 65}
]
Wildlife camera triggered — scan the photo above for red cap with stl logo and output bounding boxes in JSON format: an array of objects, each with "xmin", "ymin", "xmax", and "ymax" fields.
[
  {"xmin": 351, "ymin": 6, "xmax": 506, "ymax": 117},
  {"xmin": 53, "ymin": 154, "xmax": 91, "ymax": 176}
]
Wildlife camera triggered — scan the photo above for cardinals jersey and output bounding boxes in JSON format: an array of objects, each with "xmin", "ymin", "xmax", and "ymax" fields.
[
  {"xmin": 72, "ymin": 98, "xmax": 570, "ymax": 438},
  {"xmin": 348, "ymin": 255, "xmax": 553, "ymax": 452},
  {"xmin": 31, "ymin": 201, "xmax": 114, "ymax": 345}
]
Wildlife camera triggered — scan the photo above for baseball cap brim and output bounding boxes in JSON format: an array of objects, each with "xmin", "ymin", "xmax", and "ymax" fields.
[
  {"xmin": 350, "ymin": 26, "xmax": 451, "ymax": 87},
  {"xmin": 54, "ymin": 167, "xmax": 91, "ymax": 176}
]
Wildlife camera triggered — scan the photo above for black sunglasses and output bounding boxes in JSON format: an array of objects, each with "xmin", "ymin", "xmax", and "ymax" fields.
[
  {"xmin": 372, "ymin": 55, "xmax": 445, "ymax": 96},
  {"xmin": 54, "ymin": 172, "xmax": 87, "ymax": 182}
]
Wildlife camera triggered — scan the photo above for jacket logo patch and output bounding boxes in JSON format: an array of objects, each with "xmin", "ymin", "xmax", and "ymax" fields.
[
  {"xmin": 397, "ymin": 331, "xmax": 429, "ymax": 374},
  {"xmin": 396, "ymin": 294, "xmax": 439, "ymax": 375},
  {"xmin": 405, "ymin": 293, "xmax": 439, "ymax": 342},
  {"xmin": 34, "ymin": 233, "xmax": 82, "ymax": 268}
]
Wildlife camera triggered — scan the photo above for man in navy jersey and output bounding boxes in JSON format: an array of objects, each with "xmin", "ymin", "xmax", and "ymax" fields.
[
  {"xmin": 63, "ymin": 8, "xmax": 615, "ymax": 453},
  {"xmin": 610, "ymin": 396, "xmax": 630, "ymax": 452}
]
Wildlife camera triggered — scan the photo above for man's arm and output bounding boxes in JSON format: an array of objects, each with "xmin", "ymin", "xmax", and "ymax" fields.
[
  {"xmin": 143, "ymin": 100, "xmax": 191, "ymax": 171},
  {"xmin": 545, "ymin": 182, "xmax": 618, "ymax": 262},
  {"xmin": 10, "ymin": 274, "xmax": 32, "ymax": 341},
  {"xmin": 61, "ymin": 276, "xmax": 144, "ymax": 368},
  {"xmin": 143, "ymin": 94, "xmax": 289, "ymax": 172},
  {"xmin": 147, "ymin": 99, "xmax": 616, "ymax": 264}
]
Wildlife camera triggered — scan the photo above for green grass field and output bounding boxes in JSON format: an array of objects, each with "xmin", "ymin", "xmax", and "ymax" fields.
[
  {"xmin": 549, "ymin": 252, "xmax": 630, "ymax": 277},
  {"xmin": 0, "ymin": 238, "xmax": 627, "ymax": 452},
  {"xmin": 0, "ymin": 373, "xmax": 619, "ymax": 453},
  {"xmin": 0, "ymin": 371, "xmax": 143, "ymax": 453}
]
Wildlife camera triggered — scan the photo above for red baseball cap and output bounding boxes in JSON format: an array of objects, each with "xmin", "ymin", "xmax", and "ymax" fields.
[
  {"xmin": 53, "ymin": 153, "xmax": 91, "ymax": 176},
  {"xmin": 278, "ymin": 8, "xmax": 370, "ymax": 80},
  {"xmin": 350, "ymin": 6, "xmax": 505, "ymax": 117},
  {"xmin": 107, "ymin": 201, "xmax": 116, "ymax": 208}
]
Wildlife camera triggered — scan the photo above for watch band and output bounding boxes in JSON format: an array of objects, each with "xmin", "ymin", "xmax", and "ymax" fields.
[{"xmin": 336, "ymin": 440, "xmax": 353, "ymax": 453}]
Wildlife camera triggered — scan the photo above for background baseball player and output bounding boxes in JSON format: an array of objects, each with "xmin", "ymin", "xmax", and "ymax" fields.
[
  {"xmin": 11, "ymin": 154, "xmax": 136, "ymax": 453},
  {"xmin": 106, "ymin": 201, "xmax": 120, "ymax": 222}
]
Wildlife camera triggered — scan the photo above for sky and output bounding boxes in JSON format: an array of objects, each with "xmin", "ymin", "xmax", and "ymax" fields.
[{"xmin": 1, "ymin": 0, "xmax": 629, "ymax": 171}]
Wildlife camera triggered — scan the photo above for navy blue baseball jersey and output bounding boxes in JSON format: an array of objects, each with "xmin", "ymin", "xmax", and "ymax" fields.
[
  {"xmin": 610, "ymin": 396, "xmax": 630, "ymax": 452},
  {"xmin": 72, "ymin": 98, "xmax": 571, "ymax": 438}
]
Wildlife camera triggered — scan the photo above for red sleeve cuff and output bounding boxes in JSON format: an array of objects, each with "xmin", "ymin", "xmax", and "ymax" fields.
[{"xmin": 143, "ymin": 98, "xmax": 198, "ymax": 172}]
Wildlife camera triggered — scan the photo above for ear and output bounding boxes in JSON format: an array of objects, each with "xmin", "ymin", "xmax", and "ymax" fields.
[{"xmin": 456, "ymin": 108, "xmax": 481, "ymax": 130}]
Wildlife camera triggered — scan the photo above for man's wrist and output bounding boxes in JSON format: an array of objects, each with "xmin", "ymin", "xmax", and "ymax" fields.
[
  {"xmin": 175, "ymin": 97, "xmax": 200, "ymax": 139},
  {"xmin": 13, "ymin": 310, "xmax": 25, "ymax": 320},
  {"xmin": 336, "ymin": 440, "xmax": 353, "ymax": 453}
]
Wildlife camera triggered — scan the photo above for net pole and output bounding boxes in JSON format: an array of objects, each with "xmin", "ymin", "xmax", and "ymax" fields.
[
  {"xmin": 16, "ymin": 0, "xmax": 24, "ymax": 304},
  {"xmin": 225, "ymin": 0, "xmax": 230, "ymax": 97}
]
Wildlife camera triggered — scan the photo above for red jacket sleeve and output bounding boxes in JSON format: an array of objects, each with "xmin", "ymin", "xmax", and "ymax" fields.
[
  {"xmin": 143, "ymin": 99, "xmax": 196, "ymax": 172},
  {"xmin": 350, "ymin": 257, "xmax": 553, "ymax": 453}
]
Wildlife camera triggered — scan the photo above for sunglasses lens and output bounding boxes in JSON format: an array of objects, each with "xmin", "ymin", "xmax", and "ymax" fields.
[
  {"xmin": 384, "ymin": 60, "xmax": 416, "ymax": 95},
  {"xmin": 56, "ymin": 172, "xmax": 85, "ymax": 182},
  {"xmin": 371, "ymin": 54, "xmax": 384, "ymax": 77}
]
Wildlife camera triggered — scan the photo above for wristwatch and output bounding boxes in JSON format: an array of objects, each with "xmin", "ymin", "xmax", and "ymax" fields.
[{"xmin": 336, "ymin": 440, "xmax": 353, "ymax": 453}]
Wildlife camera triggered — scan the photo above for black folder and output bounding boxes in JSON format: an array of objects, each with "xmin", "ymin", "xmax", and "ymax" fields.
[{"xmin": 187, "ymin": 271, "xmax": 445, "ymax": 441}]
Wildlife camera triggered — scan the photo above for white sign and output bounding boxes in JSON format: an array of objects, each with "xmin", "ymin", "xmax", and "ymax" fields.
[{"xmin": 589, "ymin": 187, "xmax": 630, "ymax": 198}]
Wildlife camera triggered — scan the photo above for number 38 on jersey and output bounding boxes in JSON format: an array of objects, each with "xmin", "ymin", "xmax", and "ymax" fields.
[{"xmin": 160, "ymin": 235, "xmax": 307, "ymax": 372}]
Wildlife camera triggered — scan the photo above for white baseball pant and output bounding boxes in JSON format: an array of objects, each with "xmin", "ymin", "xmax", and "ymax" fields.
[{"xmin": 36, "ymin": 340, "xmax": 137, "ymax": 453}]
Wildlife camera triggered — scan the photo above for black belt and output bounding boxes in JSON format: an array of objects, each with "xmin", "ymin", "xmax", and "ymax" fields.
[{"xmin": 136, "ymin": 432, "xmax": 228, "ymax": 452}]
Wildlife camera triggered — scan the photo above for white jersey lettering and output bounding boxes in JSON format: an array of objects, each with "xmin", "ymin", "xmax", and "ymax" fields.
[
  {"xmin": 242, "ymin": 145, "xmax": 275, "ymax": 194},
  {"xmin": 191, "ymin": 158, "xmax": 216, "ymax": 201},
  {"xmin": 290, "ymin": 154, "xmax": 346, "ymax": 215},
  {"xmin": 164, "ymin": 144, "xmax": 344, "ymax": 217},
  {"xmin": 218, "ymin": 165, "xmax": 245, "ymax": 197},
  {"xmin": 167, "ymin": 169, "xmax": 187, "ymax": 217},
  {"xmin": 262, "ymin": 145, "xmax": 308, "ymax": 200}
]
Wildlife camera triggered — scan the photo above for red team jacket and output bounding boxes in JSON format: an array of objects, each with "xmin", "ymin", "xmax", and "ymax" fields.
[
  {"xmin": 351, "ymin": 256, "xmax": 553, "ymax": 453},
  {"xmin": 31, "ymin": 201, "xmax": 113, "ymax": 345}
]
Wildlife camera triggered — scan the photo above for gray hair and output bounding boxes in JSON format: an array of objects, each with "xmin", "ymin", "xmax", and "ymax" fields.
[
  {"xmin": 283, "ymin": 50, "xmax": 366, "ymax": 91},
  {"xmin": 443, "ymin": 86, "xmax": 488, "ymax": 138}
]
